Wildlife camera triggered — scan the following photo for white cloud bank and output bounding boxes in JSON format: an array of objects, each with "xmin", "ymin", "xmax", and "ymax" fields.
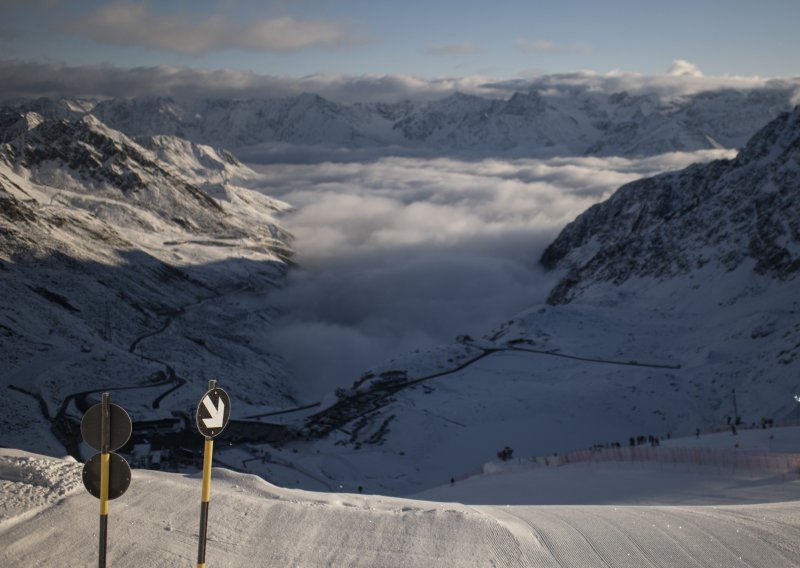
[
  {"xmin": 63, "ymin": 3, "xmax": 351, "ymax": 54},
  {"xmin": 255, "ymin": 150, "xmax": 734, "ymax": 398},
  {"xmin": 0, "ymin": 60, "xmax": 499, "ymax": 103},
  {"xmin": 667, "ymin": 59, "xmax": 705, "ymax": 77},
  {"xmin": 1, "ymin": 60, "xmax": 796, "ymax": 104}
]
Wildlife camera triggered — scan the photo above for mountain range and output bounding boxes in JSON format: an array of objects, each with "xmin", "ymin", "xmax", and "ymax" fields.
[
  {"xmin": 262, "ymin": 106, "xmax": 800, "ymax": 494},
  {"xmin": 542, "ymin": 103, "xmax": 800, "ymax": 303},
  {"xmin": 14, "ymin": 82, "xmax": 800, "ymax": 159},
  {"xmin": 0, "ymin": 104, "xmax": 295, "ymax": 458},
  {"xmin": 0, "ymin": 96, "xmax": 798, "ymax": 496}
]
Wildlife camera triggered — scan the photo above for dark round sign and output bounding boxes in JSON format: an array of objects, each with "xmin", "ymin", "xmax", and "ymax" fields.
[
  {"xmin": 82, "ymin": 452, "xmax": 132, "ymax": 500},
  {"xmin": 195, "ymin": 387, "xmax": 231, "ymax": 439},
  {"xmin": 80, "ymin": 402, "xmax": 133, "ymax": 452}
]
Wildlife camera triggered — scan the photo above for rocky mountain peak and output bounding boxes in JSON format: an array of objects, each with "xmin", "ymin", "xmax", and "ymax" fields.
[
  {"xmin": 65, "ymin": 84, "xmax": 800, "ymax": 157},
  {"xmin": 541, "ymin": 106, "xmax": 800, "ymax": 304}
]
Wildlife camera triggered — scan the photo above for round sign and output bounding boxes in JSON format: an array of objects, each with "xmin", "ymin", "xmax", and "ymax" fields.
[
  {"xmin": 82, "ymin": 452, "xmax": 132, "ymax": 500},
  {"xmin": 195, "ymin": 387, "xmax": 231, "ymax": 439},
  {"xmin": 81, "ymin": 402, "xmax": 133, "ymax": 452}
]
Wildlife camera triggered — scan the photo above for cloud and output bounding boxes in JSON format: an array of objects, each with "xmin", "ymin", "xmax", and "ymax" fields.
[
  {"xmin": 424, "ymin": 42, "xmax": 477, "ymax": 56},
  {"xmin": 63, "ymin": 2, "xmax": 351, "ymax": 54},
  {"xmin": 485, "ymin": 69, "xmax": 798, "ymax": 102},
  {"xmin": 1, "ymin": 59, "xmax": 797, "ymax": 105},
  {"xmin": 252, "ymin": 151, "xmax": 728, "ymax": 398},
  {"xmin": 0, "ymin": 60, "xmax": 501, "ymax": 103},
  {"xmin": 514, "ymin": 39, "xmax": 593, "ymax": 55},
  {"xmin": 666, "ymin": 59, "xmax": 704, "ymax": 77}
]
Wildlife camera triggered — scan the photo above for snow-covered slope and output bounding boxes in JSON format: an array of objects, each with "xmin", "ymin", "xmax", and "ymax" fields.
[
  {"xmin": 3, "ymin": 97, "xmax": 798, "ymax": 507},
  {"xmin": 0, "ymin": 106, "xmax": 295, "ymax": 457},
  {"xmin": 541, "ymin": 105, "xmax": 800, "ymax": 304},
  {"xmin": 226, "ymin": 107, "xmax": 800, "ymax": 497},
  {"xmin": 3, "ymin": 441, "xmax": 800, "ymax": 567},
  {"xmin": 87, "ymin": 84, "xmax": 800, "ymax": 158}
]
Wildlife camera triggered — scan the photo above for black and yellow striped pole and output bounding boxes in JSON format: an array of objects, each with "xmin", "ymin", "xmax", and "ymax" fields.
[
  {"xmin": 195, "ymin": 380, "xmax": 231, "ymax": 568},
  {"xmin": 98, "ymin": 393, "xmax": 110, "ymax": 567},
  {"xmin": 81, "ymin": 392, "xmax": 132, "ymax": 568},
  {"xmin": 197, "ymin": 434, "xmax": 213, "ymax": 567}
]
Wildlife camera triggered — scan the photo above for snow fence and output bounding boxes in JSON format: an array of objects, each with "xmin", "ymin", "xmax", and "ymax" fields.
[
  {"xmin": 564, "ymin": 446, "xmax": 800, "ymax": 475},
  {"xmin": 483, "ymin": 446, "xmax": 800, "ymax": 478}
]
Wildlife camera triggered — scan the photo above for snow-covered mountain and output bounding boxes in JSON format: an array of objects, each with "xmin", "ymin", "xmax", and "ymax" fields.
[
  {"xmin": 541, "ymin": 105, "xmax": 800, "ymax": 303},
  {"xmin": 3, "ymin": 97, "xmax": 798, "ymax": 501},
  {"xmin": 231, "ymin": 107, "xmax": 800, "ymax": 496},
  {"xmin": 85, "ymin": 84, "xmax": 799, "ymax": 158},
  {"xmin": 0, "ymin": 104, "xmax": 295, "ymax": 457}
]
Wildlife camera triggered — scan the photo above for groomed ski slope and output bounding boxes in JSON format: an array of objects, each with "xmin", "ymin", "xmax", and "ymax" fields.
[{"xmin": 3, "ymin": 439, "xmax": 799, "ymax": 567}]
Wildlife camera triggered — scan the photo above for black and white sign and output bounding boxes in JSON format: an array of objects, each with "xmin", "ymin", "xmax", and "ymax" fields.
[{"xmin": 195, "ymin": 387, "xmax": 231, "ymax": 438}]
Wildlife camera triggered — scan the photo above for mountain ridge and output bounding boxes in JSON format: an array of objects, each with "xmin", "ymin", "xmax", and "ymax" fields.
[
  {"xmin": 12, "ymin": 83, "xmax": 792, "ymax": 159},
  {"xmin": 0, "ymin": 108, "xmax": 296, "ymax": 457},
  {"xmin": 541, "ymin": 105, "xmax": 800, "ymax": 304},
  {"xmin": 2, "ymin": 97, "xmax": 799, "ymax": 498}
]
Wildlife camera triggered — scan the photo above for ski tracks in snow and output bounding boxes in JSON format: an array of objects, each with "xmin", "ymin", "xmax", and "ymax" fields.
[
  {"xmin": 478, "ymin": 504, "xmax": 800, "ymax": 567},
  {"xmin": 3, "ymin": 450, "xmax": 800, "ymax": 567}
]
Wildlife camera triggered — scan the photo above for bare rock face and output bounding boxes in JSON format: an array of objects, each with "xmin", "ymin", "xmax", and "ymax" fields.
[{"xmin": 541, "ymin": 106, "xmax": 800, "ymax": 304}]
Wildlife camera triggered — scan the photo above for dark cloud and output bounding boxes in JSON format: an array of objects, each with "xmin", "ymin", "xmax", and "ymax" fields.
[
  {"xmin": 62, "ymin": 3, "xmax": 352, "ymax": 55},
  {"xmin": 3, "ymin": 60, "xmax": 796, "ymax": 105},
  {"xmin": 0, "ymin": 60, "xmax": 500, "ymax": 103}
]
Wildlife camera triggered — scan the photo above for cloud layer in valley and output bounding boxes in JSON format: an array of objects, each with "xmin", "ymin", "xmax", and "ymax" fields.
[{"xmin": 255, "ymin": 150, "xmax": 734, "ymax": 398}]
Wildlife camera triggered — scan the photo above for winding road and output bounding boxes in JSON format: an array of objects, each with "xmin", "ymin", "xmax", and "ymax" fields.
[
  {"xmin": 302, "ymin": 343, "xmax": 680, "ymax": 439},
  {"xmin": 10, "ymin": 287, "xmax": 684, "ymax": 474}
]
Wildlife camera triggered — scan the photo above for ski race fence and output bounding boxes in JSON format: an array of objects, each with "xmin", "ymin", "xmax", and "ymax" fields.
[
  {"xmin": 474, "ymin": 446, "xmax": 800, "ymax": 480},
  {"xmin": 562, "ymin": 445, "xmax": 800, "ymax": 475}
]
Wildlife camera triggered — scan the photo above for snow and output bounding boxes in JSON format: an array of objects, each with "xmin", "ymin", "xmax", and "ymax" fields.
[
  {"xmin": 252, "ymin": 270, "xmax": 798, "ymax": 497},
  {"xmin": 0, "ymin": 115, "xmax": 298, "ymax": 459},
  {"xmin": 3, "ymin": 429, "xmax": 800, "ymax": 567},
  {"xmin": 88, "ymin": 86, "xmax": 799, "ymax": 160},
  {"xmin": 3, "ymin": 96, "xmax": 800, "ymax": 565},
  {"xmin": 417, "ymin": 426, "xmax": 800, "ymax": 506}
]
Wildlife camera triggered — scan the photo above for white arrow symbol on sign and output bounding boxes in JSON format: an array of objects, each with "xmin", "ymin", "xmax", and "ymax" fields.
[{"xmin": 201, "ymin": 395, "xmax": 225, "ymax": 429}]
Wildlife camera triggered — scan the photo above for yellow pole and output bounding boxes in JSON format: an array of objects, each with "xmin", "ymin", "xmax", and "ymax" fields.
[
  {"xmin": 100, "ymin": 452, "xmax": 110, "ymax": 515},
  {"xmin": 197, "ymin": 438, "xmax": 214, "ymax": 568},
  {"xmin": 202, "ymin": 438, "xmax": 213, "ymax": 503},
  {"xmin": 99, "ymin": 392, "xmax": 111, "ymax": 568}
]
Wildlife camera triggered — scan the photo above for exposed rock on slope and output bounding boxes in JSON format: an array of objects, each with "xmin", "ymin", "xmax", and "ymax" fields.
[
  {"xmin": 88, "ymin": 85, "xmax": 799, "ymax": 158},
  {"xmin": 541, "ymin": 106, "xmax": 800, "ymax": 304},
  {"xmin": 0, "ymin": 107, "xmax": 295, "ymax": 456}
]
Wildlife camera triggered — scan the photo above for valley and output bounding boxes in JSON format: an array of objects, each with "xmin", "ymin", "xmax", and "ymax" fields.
[{"xmin": 1, "ymin": 93, "xmax": 798, "ymax": 500}]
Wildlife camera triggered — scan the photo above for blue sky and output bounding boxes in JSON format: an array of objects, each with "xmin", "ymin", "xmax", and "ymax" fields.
[{"xmin": 2, "ymin": 0, "xmax": 799, "ymax": 80}]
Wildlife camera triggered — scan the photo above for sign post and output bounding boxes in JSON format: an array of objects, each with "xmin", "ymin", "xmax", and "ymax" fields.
[
  {"xmin": 81, "ymin": 393, "xmax": 132, "ymax": 568},
  {"xmin": 195, "ymin": 380, "xmax": 231, "ymax": 568}
]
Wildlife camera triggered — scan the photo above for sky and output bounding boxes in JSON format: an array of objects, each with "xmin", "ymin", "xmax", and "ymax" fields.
[{"xmin": 2, "ymin": 0, "xmax": 799, "ymax": 87}]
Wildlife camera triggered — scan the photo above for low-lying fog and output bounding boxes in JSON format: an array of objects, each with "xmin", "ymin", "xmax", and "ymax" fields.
[{"xmin": 251, "ymin": 150, "xmax": 734, "ymax": 399}]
